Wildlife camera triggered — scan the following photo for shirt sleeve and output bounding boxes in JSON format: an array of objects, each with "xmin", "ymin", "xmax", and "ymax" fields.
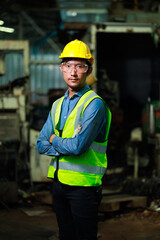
[
  {"xmin": 51, "ymin": 98, "xmax": 107, "ymax": 155},
  {"xmin": 37, "ymin": 112, "xmax": 60, "ymax": 156}
]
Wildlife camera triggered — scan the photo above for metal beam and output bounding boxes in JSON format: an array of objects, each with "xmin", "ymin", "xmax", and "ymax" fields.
[
  {"xmin": 23, "ymin": 7, "xmax": 109, "ymax": 12},
  {"xmin": 57, "ymin": 1, "xmax": 111, "ymax": 4},
  {"xmin": 21, "ymin": 11, "xmax": 61, "ymax": 54}
]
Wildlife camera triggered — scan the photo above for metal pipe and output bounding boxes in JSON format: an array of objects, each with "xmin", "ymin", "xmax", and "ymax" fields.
[
  {"xmin": 148, "ymin": 102, "xmax": 156, "ymax": 136},
  {"xmin": 21, "ymin": 11, "xmax": 61, "ymax": 54}
]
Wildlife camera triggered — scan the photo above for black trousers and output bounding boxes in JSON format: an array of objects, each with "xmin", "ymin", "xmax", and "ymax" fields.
[{"xmin": 52, "ymin": 179, "xmax": 102, "ymax": 240}]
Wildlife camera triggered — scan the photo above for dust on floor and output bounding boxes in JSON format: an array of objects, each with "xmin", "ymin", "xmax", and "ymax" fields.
[{"xmin": 0, "ymin": 205, "xmax": 160, "ymax": 240}]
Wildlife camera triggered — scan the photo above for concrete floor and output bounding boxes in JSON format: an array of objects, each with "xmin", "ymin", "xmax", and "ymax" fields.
[{"xmin": 0, "ymin": 203, "xmax": 160, "ymax": 240}]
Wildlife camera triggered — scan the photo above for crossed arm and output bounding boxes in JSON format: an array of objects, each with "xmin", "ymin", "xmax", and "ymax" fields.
[{"xmin": 37, "ymin": 98, "xmax": 107, "ymax": 156}]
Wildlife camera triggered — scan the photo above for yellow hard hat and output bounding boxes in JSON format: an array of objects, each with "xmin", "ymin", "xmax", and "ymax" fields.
[{"xmin": 59, "ymin": 39, "xmax": 94, "ymax": 64}]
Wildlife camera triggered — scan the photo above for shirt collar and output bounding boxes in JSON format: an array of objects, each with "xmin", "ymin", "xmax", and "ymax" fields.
[{"xmin": 64, "ymin": 84, "xmax": 90, "ymax": 99}]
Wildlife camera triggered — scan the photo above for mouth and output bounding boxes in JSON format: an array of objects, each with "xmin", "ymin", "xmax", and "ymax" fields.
[{"xmin": 69, "ymin": 78, "xmax": 79, "ymax": 81}]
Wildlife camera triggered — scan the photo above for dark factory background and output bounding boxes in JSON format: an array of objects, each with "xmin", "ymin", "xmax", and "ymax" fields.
[{"xmin": 1, "ymin": 1, "xmax": 160, "ymax": 240}]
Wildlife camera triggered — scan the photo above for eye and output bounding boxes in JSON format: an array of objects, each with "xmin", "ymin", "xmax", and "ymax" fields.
[
  {"xmin": 76, "ymin": 64, "xmax": 84, "ymax": 69},
  {"xmin": 66, "ymin": 64, "xmax": 71, "ymax": 68}
]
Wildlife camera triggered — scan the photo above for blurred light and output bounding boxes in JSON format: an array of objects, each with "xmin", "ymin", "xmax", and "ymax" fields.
[
  {"xmin": 0, "ymin": 26, "xmax": 15, "ymax": 33},
  {"xmin": 0, "ymin": 20, "xmax": 4, "ymax": 25},
  {"xmin": 67, "ymin": 11, "xmax": 77, "ymax": 17}
]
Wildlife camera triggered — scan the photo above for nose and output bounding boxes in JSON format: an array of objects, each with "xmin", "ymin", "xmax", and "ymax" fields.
[{"xmin": 70, "ymin": 65, "xmax": 77, "ymax": 74}]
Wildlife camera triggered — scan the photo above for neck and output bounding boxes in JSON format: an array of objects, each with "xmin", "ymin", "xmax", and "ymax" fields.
[
  {"xmin": 68, "ymin": 84, "xmax": 85, "ymax": 98},
  {"xmin": 68, "ymin": 88, "xmax": 78, "ymax": 98}
]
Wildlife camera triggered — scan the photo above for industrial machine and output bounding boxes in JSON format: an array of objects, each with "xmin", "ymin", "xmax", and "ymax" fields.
[
  {"xmin": 0, "ymin": 41, "xmax": 29, "ymax": 204},
  {"xmin": 142, "ymin": 99, "xmax": 160, "ymax": 176}
]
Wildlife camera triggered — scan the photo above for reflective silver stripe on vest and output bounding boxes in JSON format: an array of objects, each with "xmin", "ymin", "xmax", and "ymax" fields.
[
  {"xmin": 90, "ymin": 142, "xmax": 107, "ymax": 154},
  {"xmin": 74, "ymin": 91, "xmax": 98, "ymax": 130},
  {"xmin": 50, "ymin": 160, "xmax": 106, "ymax": 175},
  {"xmin": 51, "ymin": 98, "xmax": 63, "ymax": 128}
]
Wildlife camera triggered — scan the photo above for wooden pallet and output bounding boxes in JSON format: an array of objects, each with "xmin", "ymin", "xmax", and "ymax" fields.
[{"xmin": 99, "ymin": 194, "xmax": 147, "ymax": 212}]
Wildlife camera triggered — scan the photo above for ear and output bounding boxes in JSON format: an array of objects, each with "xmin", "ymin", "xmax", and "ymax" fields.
[
  {"xmin": 59, "ymin": 64, "xmax": 62, "ymax": 72},
  {"xmin": 87, "ymin": 67, "xmax": 92, "ymax": 76}
]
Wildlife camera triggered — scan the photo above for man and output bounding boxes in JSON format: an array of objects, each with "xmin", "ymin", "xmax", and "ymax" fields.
[{"xmin": 37, "ymin": 39, "xmax": 111, "ymax": 240}]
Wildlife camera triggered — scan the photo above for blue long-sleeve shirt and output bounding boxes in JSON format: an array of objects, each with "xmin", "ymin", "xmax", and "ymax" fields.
[{"xmin": 37, "ymin": 84, "xmax": 107, "ymax": 157}]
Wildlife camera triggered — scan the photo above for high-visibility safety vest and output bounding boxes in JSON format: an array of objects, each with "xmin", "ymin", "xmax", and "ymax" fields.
[{"xmin": 48, "ymin": 90, "xmax": 111, "ymax": 186}]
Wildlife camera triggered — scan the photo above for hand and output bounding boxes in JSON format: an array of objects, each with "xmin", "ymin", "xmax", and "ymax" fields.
[{"xmin": 49, "ymin": 134, "xmax": 56, "ymax": 144}]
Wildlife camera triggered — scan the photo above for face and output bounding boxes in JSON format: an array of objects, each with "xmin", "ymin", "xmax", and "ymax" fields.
[{"xmin": 59, "ymin": 59, "xmax": 92, "ymax": 93}]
